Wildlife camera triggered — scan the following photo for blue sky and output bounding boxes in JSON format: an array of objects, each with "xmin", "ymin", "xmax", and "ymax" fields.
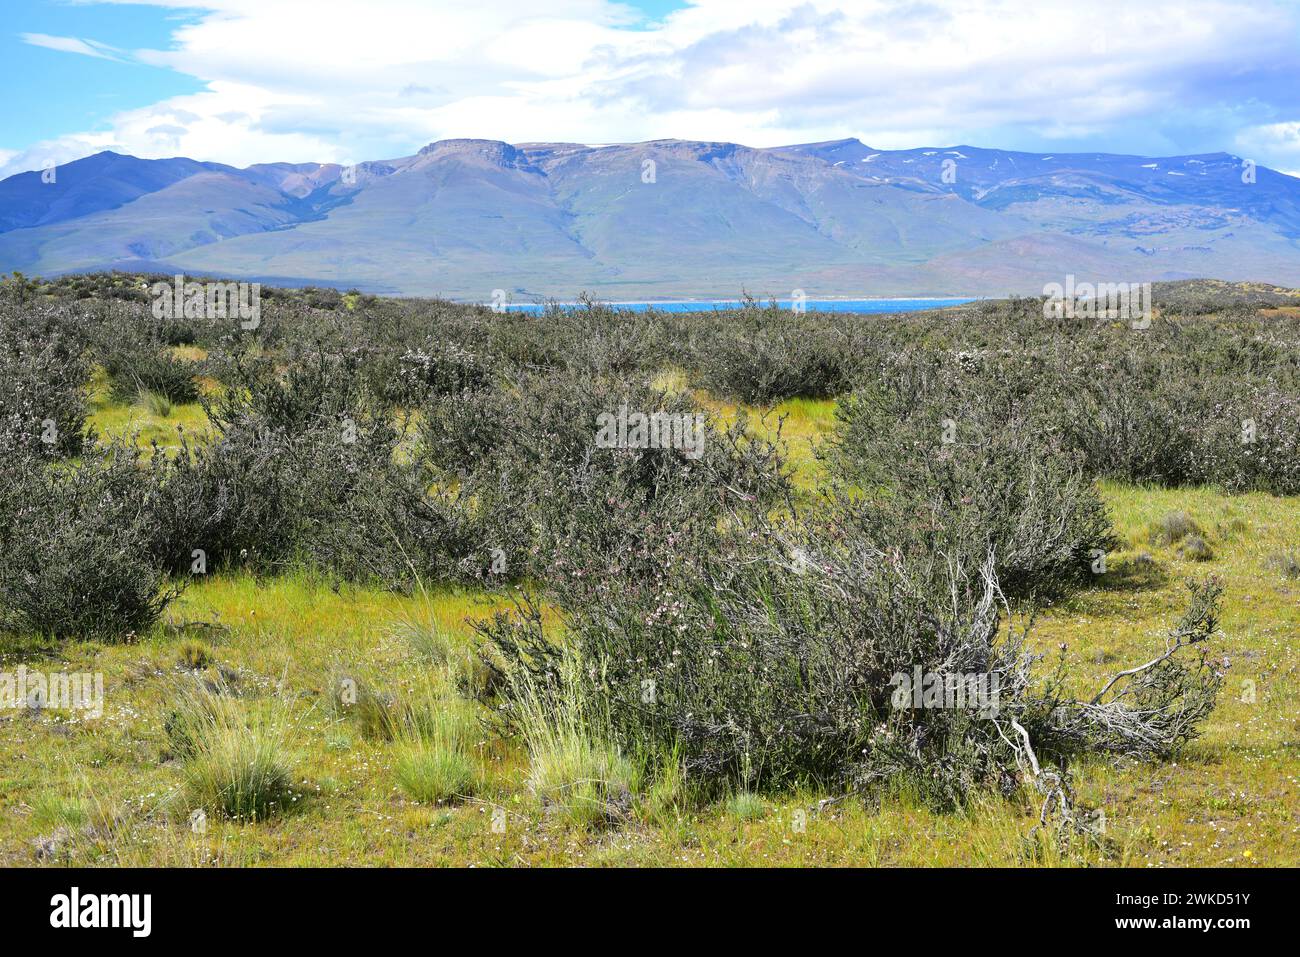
[
  {"xmin": 2, "ymin": 0, "xmax": 1298, "ymax": 178},
  {"xmin": 1, "ymin": 2, "xmax": 202, "ymax": 145}
]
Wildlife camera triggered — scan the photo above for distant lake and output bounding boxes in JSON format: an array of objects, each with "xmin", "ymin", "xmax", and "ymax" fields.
[{"xmin": 496, "ymin": 298, "xmax": 977, "ymax": 314}]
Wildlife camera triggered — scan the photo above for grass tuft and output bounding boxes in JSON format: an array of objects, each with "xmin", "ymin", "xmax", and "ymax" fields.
[
  {"xmin": 1265, "ymin": 551, "xmax": 1300, "ymax": 579},
  {"xmin": 1178, "ymin": 534, "xmax": 1214, "ymax": 561},
  {"xmin": 137, "ymin": 389, "xmax": 174, "ymax": 418},
  {"xmin": 512, "ymin": 652, "xmax": 637, "ymax": 829},
  {"xmin": 1149, "ymin": 510, "xmax": 1203, "ymax": 546},
  {"xmin": 328, "ymin": 668, "xmax": 402, "ymax": 741},
  {"xmin": 726, "ymin": 791, "xmax": 768, "ymax": 821},
  {"xmin": 30, "ymin": 793, "xmax": 88, "ymax": 831},
  {"xmin": 391, "ymin": 677, "xmax": 482, "ymax": 804},
  {"xmin": 176, "ymin": 690, "xmax": 298, "ymax": 821},
  {"xmin": 394, "ymin": 740, "xmax": 478, "ymax": 804},
  {"xmin": 176, "ymin": 639, "xmax": 214, "ymax": 670}
]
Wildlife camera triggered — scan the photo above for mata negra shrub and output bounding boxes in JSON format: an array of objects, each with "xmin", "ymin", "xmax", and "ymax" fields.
[
  {"xmin": 477, "ymin": 501, "xmax": 1223, "ymax": 809},
  {"xmin": 682, "ymin": 306, "xmax": 866, "ymax": 404},
  {"xmin": 827, "ymin": 353, "xmax": 1118, "ymax": 598},
  {"xmin": 0, "ymin": 300, "xmax": 93, "ymax": 459},
  {"xmin": 0, "ymin": 444, "xmax": 179, "ymax": 639}
]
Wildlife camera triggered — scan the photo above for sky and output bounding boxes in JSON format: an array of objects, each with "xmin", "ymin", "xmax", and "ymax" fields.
[{"xmin": 2, "ymin": 0, "xmax": 1299, "ymax": 179}]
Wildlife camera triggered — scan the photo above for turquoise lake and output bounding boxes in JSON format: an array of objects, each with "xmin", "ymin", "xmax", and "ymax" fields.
[{"xmin": 497, "ymin": 298, "xmax": 977, "ymax": 314}]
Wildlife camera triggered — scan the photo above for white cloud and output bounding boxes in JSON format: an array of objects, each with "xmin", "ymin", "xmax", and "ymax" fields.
[
  {"xmin": 2, "ymin": 0, "xmax": 1298, "ymax": 178},
  {"xmin": 20, "ymin": 33, "xmax": 123, "ymax": 61},
  {"xmin": 1236, "ymin": 122, "xmax": 1300, "ymax": 176}
]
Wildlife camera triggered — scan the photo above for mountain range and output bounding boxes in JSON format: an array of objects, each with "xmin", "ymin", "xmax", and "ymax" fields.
[{"xmin": 1, "ymin": 138, "xmax": 1298, "ymax": 300}]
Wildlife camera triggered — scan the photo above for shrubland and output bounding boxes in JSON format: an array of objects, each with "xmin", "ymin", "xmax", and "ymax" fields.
[{"xmin": 2, "ymin": 270, "xmax": 1296, "ymax": 860}]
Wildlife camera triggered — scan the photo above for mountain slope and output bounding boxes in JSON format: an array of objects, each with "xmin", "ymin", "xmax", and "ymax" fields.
[
  {"xmin": 0, "ymin": 138, "xmax": 1297, "ymax": 298},
  {"xmin": 0, "ymin": 152, "xmax": 224, "ymax": 233},
  {"xmin": 0, "ymin": 169, "xmax": 331, "ymax": 276}
]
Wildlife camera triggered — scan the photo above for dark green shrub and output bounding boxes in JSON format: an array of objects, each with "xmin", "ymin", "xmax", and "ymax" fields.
[
  {"xmin": 306, "ymin": 461, "xmax": 491, "ymax": 588},
  {"xmin": 0, "ymin": 301, "xmax": 93, "ymax": 459},
  {"xmin": 203, "ymin": 345, "xmax": 369, "ymax": 433},
  {"xmin": 827, "ymin": 362, "xmax": 1118, "ymax": 598},
  {"xmin": 417, "ymin": 388, "xmax": 509, "ymax": 477},
  {"xmin": 433, "ymin": 367, "xmax": 791, "ymax": 583},
  {"xmin": 477, "ymin": 506, "xmax": 1224, "ymax": 809},
  {"xmin": 145, "ymin": 409, "xmax": 403, "ymax": 576},
  {"xmin": 104, "ymin": 348, "xmax": 200, "ymax": 403},
  {"xmin": 371, "ymin": 340, "xmax": 494, "ymax": 408},
  {"xmin": 685, "ymin": 307, "xmax": 865, "ymax": 404},
  {"xmin": 0, "ymin": 446, "xmax": 179, "ymax": 639}
]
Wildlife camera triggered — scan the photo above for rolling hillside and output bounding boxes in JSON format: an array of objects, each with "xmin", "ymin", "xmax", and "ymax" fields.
[{"xmin": 1, "ymin": 138, "xmax": 1297, "ymax": 299}]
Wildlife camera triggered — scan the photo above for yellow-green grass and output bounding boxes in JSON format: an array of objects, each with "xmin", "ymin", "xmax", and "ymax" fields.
[
  {"xmin": 651, "ymin": 367, "xmax": 837, "ymax": 488},
  {"xmin": 0, "ymin": 572, "xmax": 523, "ymax": 865},
  {"xmin": 1025, "ymin": 481, "xmax": 1300, "ymax": 867},
  {"xmin": 87, "ymin": 366, "xmax": 212, "ymax": 451},
  {"xmin": 3, "ymin": 390, "xmax": 1295, "ymax": 866}
]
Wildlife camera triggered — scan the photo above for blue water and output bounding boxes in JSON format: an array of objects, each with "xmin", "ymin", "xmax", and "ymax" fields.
[{"xmin": 496, "ymin": 298, "xmax": 976, "ymax": 315}]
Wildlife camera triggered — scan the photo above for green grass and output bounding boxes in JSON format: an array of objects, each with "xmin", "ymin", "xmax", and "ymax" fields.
[
  {"xmin": 87, "ymin": 366, "xmax": 212, "ymax": 450},
  {"xmin": 392, "ymin": 695, "xmax": 482, "ymax": 805},
  {"xmin": 509, "ymin": 649, "xmax": 639, "ymax": 830},
  {"xmin": 3, "ymin": 393, "xmax": 1297, "ymax": 866},
  {"xmin": 29, "ymin": 793, "xmax": 88, "ymax": 831},
  {"xmin": 178, "ymin": 692, "xmax": 299, "ymax": 821},
  {"xmin": 394, "ymin": 744, "xmax": 477, "ymax": 804},
  {"xmin": 727, "ymin": 792, "xmax": 769, "ymax": 822}
]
